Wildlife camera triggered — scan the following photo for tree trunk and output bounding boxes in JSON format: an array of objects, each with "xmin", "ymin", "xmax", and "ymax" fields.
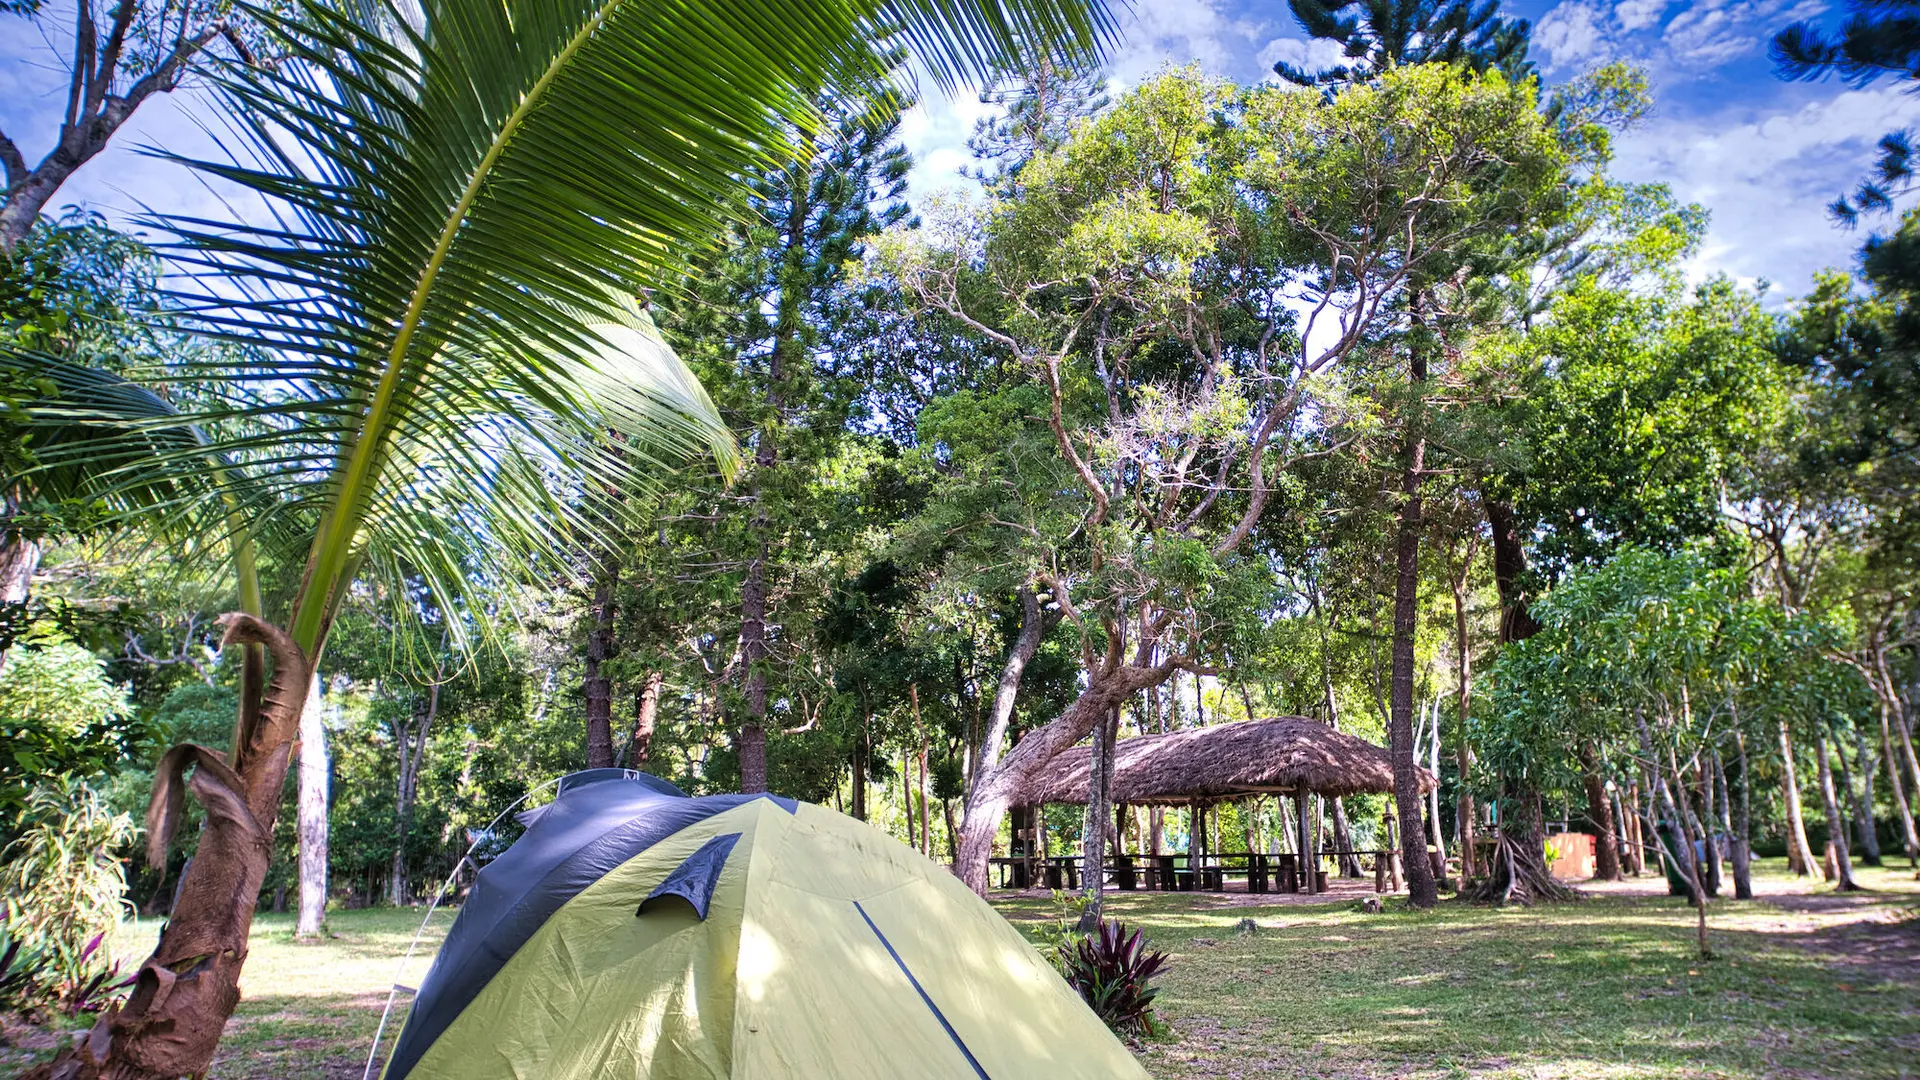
[
  {"xmin": 0, "ymin": 528, "xmax": 39, "ymax": 672},
  {"xmin": 1840, "ymin": 726, "xmax": 1880, "ymax": 865},
  {"xmin": 737, "ymin": 531, "xmax": 772, "ymax": 793},
  {"xmin": 1615, "ymin": 784, "xmax": 1643, "ymax": 875},
  {"xmin": 1877, "ymin": 699, "xmax": 1920, "ymax": 868},
  {"xmin": 1451, "ymin": 567, "xmax": 1476, "ymax": 880},
  {"xmin": 583, "ymin": 555, "xmax": 620, "ymax": 770},
  {"xmin": 389, "ymin": 682, "xmax": 441, "ymax": 908},
  {"xmin": 1077, "ymin": 707, "xmax": 1116, "ymax": 929},
  {"xmin": 1694, "ymin": 765, "xmax": 1721, "ymax": 898},
  {"xmin": 912, "ymin": 685, "xmax": 930, "ymax": 856},
  {"xmin": 968, "ymin": 585, "xmax": 1045, "ymax": 784},
  {"xmin": 901, "ymin": 746, "xmax": 916, "ymax": 851},
  {"xmin": 1388, "ymin": 430, "xmax": 1436, "ymax": 908},
  {"xmin": 627, "ymin": 669, "xmax": 662, "ymax": 769},
  {"xmin": 1330, "ymin": 798, "xmax": 1362, "ymax": 877},
  {"xmin": 1426, "ymin": 699, "xmax": 1448, "ymax": 880},
  {"xmin": 1577, "ymin": 744, "xmax": 1622, "ymax": 882},
  {"xmin": 1722, "ymin": 744, "xmax": 1753, "ymax": 900},
  {"xmin": 0, "ymin": 532, "xmax": 38, "ymax": 604},
  {"xmin": 1664, "ymin": 754, "xmax": 1713, "ymax": 956},
  {"xmin": 1485, "ymin": 501, "xmax": 1541, "ymax": 643},
  {"xmin": 956, "ymin": 655, "xmax": 1179, "ymax": 894},
  {"xmin": 851, "ymin": 710, "xmax": 870, "ymax": 822},
  {"xmin": 1815, "ymin": 729, "xmax": 1862, "ymax": 891},
  {"xmin": 1779, "ymin": 723, "xmax": 1816, "ymax": 877},
  {"xmin": 295, "ymin": 674, "xmax": 328, "ymax": 939},
  {"xmin": 29, "ymin": 615, "xmax": 311, "ymax": 1080}
]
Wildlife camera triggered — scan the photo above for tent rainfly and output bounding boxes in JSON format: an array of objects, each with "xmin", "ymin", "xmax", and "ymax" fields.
[
  {"xmin": 381, "ymin": 769, "xmax": 1147, "ymax": 1080},
  {"xmin": 1012, "ymin": 715, "xmax": 1437, "ymax": 808}
]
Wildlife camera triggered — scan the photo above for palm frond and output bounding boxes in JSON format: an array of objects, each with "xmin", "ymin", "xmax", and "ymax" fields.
[{"xmin": 121, "ymin": 0, "xmax": 1114, "ymax": 651}]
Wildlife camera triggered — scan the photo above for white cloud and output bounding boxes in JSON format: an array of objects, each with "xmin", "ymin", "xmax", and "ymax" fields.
[
  {"xmin": 902, "ymin": 0, "xmax": 1270, "ymax": 204},
  {"xmin": 1614, "ymin": 0, "xmax": 1670, "ymax": 33},
  {"xmin": 1258, "ymin": 36, "xmax": 1348, "ymax": 79},
  {"xmin": 1109, "ymin": 0, "xmax": 1265, "ymax": 83},
  {"xmin": 1536, "ymin": 1, "xmax": 1612, "ymax": 70},
  {"xmin": 1612, "ymin": 84, "xmax": 1913, "ymax": 295}
]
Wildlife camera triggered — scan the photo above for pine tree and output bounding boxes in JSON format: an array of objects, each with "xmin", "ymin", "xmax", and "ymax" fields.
[
  {"xmin": 655, "ymin": 72, "xmax": 913, "ymax": 792},
  {"xmin": 964, "ymin": 41, "xmax": 1109, "ymax": 182},
  {"xmin": 1272, "ymin": 0, "xmax": 1533, "ymax": 87}
]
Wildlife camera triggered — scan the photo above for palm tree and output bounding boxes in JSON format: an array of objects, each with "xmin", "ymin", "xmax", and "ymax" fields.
[{"xmin": 10, "ymin": 0, "xmax": 1114, "ymax": 1073}]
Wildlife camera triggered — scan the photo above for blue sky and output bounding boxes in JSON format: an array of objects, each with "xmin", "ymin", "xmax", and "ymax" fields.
[{"xmin": 3, "ymin": 0, "xmax": 1909, "ymax": 301}]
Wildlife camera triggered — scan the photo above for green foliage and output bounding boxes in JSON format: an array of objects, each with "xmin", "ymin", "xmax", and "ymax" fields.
[
  {"xmin": 1487, "ymin": 277, "xmax": 1788, "ymax": 581},
  {"xmin": 0, "ymin": 781, "xmax": 134, "ymax": 1012},
  {"xmin": 1479, "ymin": 547, "xmax": 1853, "ymax": 794},
  {"xmin": 0, "ymin": 211, "xmax": 161, "ymax": 357},
  {"xmin": 0, "ymin": 634, "xmax": 142, "ymax": 816}
]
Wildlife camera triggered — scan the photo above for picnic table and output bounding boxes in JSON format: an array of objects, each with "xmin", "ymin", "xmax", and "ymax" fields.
[{"xmin": 988, "ymin": 850, "xmax": 1400, "ymax": 893}]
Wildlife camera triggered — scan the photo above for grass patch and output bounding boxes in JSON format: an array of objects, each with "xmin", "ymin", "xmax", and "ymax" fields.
[
  {"xmin": 1, "ymin": 858, "xmax": 1914, "ymax": 1078},
  {"xmin": 1000, "ymin": 859, "xmax": 1920, "ymax": 1079}
]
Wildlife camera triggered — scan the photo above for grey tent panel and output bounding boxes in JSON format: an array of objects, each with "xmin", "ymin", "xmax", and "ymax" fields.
[
  {"xmin": 639, "ymin": 832, "xmax": 741, "ymax": 920},
  {"xmin": 385, "ymin": 772, "xmax": 781, "ymax": 1080}
]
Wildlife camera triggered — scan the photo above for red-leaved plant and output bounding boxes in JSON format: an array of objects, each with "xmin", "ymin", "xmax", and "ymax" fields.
[{"xmin": 1056, "ymin": 919, "xmax": 1169, "ymax": 1036}]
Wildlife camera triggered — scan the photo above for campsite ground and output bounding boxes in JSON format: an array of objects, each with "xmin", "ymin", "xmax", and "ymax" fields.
[{"xmin": 2, "ymin": 858, "xmax": 1915, "ymax": 1079}]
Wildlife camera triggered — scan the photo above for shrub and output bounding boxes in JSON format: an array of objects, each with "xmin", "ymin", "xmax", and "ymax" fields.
[
  {"xmin": 0, "ymin": 634, "xmax": 138, "ymax": 818},
  {"xmin": 0, "ymin": 779, "xmax": 135, "ymax": 1012},
  {"xmin": 1056, "ymin": 918, "xmax": 1170, "ymax": 1037}
]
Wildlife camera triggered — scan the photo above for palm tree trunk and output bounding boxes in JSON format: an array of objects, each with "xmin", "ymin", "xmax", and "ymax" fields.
[
  {"xmin": 29, "ymin": 615, "xmax": 312, "ymax": 1080},
  {"xmin": 295, "ymin": 675, "xmax": 329, "ymax": 939}
]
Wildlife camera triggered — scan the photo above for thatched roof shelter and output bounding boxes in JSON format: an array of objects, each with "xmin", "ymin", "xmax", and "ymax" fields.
[{"xmin": 1012, "ymin": 716, "xmax": 1436, "ymax": 807}]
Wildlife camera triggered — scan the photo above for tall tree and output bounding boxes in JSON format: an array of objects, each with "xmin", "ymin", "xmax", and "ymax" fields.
[
  {"xmin": 658, "ymin": 73, "xmax": 914, "ymax": 793},
  {"xmin": 882, "ymin": 65, "xmax": 1573, "ymax": 893}
]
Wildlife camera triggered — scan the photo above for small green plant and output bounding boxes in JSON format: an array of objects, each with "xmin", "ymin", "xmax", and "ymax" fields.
[
  {"xmin": 1056, "ymin": 918, "xmax": 1170, "ymax": 1038},
  {"xmin": 1032, "ymin": 889, "xmax": 1091, "ymax": 962}
]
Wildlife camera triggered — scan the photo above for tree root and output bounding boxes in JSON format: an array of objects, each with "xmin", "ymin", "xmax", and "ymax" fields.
[{"xmin": 1461, "ymin": 830, "xmax": 1580, "ymax": 906}]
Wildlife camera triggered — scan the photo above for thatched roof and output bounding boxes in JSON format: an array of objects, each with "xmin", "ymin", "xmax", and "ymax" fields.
[{"xmin": 1013, "ymin": 716, "xmax": 1437, "ymax": 807}]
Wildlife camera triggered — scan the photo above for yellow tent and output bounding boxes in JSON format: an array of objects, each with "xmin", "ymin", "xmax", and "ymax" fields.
[{"xmin": 383, "ymin": 770, "xmax": 1151, "ymax": 1079}]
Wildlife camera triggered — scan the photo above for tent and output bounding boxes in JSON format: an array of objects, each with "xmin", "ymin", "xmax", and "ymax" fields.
[{"xmin": 382, "ymin": 769, "xmax": 1150, "ymax": 1079}]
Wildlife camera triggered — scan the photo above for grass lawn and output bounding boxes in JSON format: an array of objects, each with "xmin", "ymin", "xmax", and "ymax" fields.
[{"xmin": 3, "ymin": 858, "xmax": 1915, "ymax": 1079}]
